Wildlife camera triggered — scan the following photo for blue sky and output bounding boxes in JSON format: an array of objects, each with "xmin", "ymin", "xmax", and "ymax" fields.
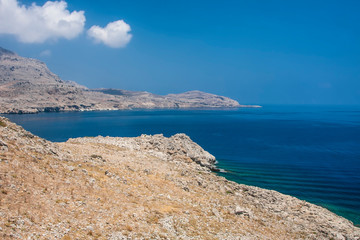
[{"xmin": 0, "ymin": 0, "xmax": 359, "ymax": 105}]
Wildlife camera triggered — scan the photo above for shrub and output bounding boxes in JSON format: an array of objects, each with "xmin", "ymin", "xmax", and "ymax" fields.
[
  {"xmin": 0, "ymin": 120, "xmax": 6, "ymax": 127},
  {"xmin": 90, "ymin": 154, "xmax": 103, "ymax": 159}
]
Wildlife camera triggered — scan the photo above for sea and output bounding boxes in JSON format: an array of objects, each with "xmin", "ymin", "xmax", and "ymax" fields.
[{"xmin": 3, "ymin": 105, "xmax": 360, "ymax": 226}]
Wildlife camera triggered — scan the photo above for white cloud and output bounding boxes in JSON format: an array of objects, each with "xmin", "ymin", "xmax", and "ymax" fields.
[
  {"xmin": 0, "ymin": 0, "xmax": 85, "ymax": 43},
  {"xmin": 87, "ymin": 20, "xmax": 132, "ymax": 48},
  {"xmin": 40, "ymin": 49, "xmax": 51, "ymax": 57}
]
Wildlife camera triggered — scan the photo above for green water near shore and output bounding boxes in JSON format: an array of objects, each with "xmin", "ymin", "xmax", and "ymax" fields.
[{"xmin": 4, "ymin": 105, "xmax": 360, "ymax": 225}]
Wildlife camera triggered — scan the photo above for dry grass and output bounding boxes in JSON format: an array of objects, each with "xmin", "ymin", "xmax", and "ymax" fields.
[{"xmin": 0, "ymin": 117, "xmax": 358, "ymax": 239}]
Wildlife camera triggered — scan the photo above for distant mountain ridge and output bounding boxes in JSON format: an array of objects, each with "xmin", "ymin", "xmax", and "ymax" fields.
[
  {"xmin": 0, "ymin": 47, "xmax": 259, "ymax": 114},
  {"xmin": 0, "ymin": 47, "xmax": 15, "ymax": 56}
]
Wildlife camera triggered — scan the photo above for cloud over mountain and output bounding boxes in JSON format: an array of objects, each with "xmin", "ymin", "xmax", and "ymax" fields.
[
  {"xmin": 87, "ymin": 20, "xmax": 132, "ymax": 48},
  {"xmin": 0, "ymin": 0, "xmax": 85, "ymax": 43}
]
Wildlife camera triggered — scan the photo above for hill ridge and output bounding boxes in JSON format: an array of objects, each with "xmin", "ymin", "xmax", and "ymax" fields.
[
  {"xmin": 0, "ymin": 47, "xmax": 260, "ymax": 114},
  {"xmin": 0, "ymin": 116, "xmax": 359, "ymax": 239}
]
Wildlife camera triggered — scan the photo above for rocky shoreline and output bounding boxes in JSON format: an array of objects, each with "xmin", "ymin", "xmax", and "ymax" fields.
[
  {"xmin": 0, "ymin": 47, "xmax": 261, "ymax": 114},
  {"xmin": 0, "ymin": 116, "xmax": 359, "ymax": 239}
]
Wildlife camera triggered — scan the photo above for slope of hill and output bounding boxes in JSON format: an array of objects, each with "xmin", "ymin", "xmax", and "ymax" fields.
[
  {"xmin": 0, "ymin": 47, "xmax": 252, "ymax": 114},
  {"xmin": 0, "ymin": 116, "xmax": 359, "ymax": 239}
]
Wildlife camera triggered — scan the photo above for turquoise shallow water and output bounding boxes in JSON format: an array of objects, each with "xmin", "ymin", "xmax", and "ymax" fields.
[{"xmin": 3, "ymin": 105, "xmax": 360, "ymax": 225}]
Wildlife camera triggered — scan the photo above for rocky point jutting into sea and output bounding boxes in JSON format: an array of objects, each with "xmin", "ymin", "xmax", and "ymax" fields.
[
  {"xmin": 0, "ymin": 47, "xmax": 259, "ymax": 114},
  {"xmin": 0, "ymin": 116, "xmax": 359, "ymax": 239}
]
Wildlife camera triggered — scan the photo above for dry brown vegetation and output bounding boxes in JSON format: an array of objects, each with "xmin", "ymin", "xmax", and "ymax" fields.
[{"xmin": 0, "ymin": 117, "xmax": 359, "ymax": 239}]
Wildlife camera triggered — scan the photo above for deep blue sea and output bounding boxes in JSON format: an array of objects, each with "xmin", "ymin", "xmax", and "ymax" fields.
[{"xmin": 3, "ymin": 105, "xmax": 360, "ymax": 225}]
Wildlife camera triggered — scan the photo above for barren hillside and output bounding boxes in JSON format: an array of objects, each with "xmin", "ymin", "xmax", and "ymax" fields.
[
  {"xmin": 0, "ymin": 117, "xmax": 359, "ymax": 239},
  {"xmin": 0, "ymin": 47, "xmax": 249, "ymax": 114}
]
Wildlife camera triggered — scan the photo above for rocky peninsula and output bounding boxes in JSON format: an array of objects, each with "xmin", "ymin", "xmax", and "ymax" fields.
[
  {"xmin": 0, "ymin": 47, "xmax": 259, "ymax": 114},
  {"xmin": 0, "ymin": 116, "xmax": 359, "ymax": 239}
]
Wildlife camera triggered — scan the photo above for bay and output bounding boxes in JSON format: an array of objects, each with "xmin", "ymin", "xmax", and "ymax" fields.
[{"xmin": 4, "ymin": 105, "xmax": 360, "ymax": 225}]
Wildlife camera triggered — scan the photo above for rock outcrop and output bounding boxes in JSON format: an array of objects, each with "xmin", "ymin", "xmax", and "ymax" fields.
[
  {"xmin": 68, "ymin": 133, "xmax": 219, "ymax": 171},
  {"xmin": 0, "ymin": 47, "xmax": 256, "ymax": 114},
  {"xmin": 0, "ymin": 116, "xmax": 359, "ymax": 239}
]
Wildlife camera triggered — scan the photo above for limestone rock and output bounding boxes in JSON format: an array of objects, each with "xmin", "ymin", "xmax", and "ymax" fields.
[
  {"xmin": 0, "ymin": 116, "xmax": 359, "ymax": 239},
  {"xmin": 67, "ymin": 133, "xmax": 218, "ymax": 171},
  {"xmin": 0, "ymin": 47, "xmax": 258, "ymax": 114}
]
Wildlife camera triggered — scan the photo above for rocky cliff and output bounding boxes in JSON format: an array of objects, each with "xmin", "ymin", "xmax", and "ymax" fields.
[
  {"xmin": 0, "ymin": 47, "xmax": 253, "ymax": 114},
  {"xmin": 0, "ymin": 117, "xmax": 359, "ymax": 239}
]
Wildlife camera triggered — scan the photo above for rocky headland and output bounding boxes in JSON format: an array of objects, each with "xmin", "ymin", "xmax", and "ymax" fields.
[
  {"xmin": 0, "ymin": 116, "xmax": 359, "ymax": 239},
  {"xmin": 0, "ymin": 47, "xmax": 259, "ymax": 114}
]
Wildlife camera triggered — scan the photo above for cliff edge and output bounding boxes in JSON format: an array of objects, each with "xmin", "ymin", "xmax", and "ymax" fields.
[
  {"xmin": 0, "ymin": 117, "xmax": 359, "ymax": 239},
  {"xmin": 0, "ymin": 47, "xmax": 253, "ymax": 114}
]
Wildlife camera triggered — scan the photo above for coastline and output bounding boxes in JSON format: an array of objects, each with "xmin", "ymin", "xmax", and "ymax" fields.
[
  {"xmin": 0, "ymin": 105, "xmax": 262, "ymax": 115},
  {"xmin": 1, "ymin": 46, "xmax": 259, "ymax": 115},
  {"xmin": 0, "ymin": 116, "xmax": 359, "ymax": 239},
  {"xmin": 3, "ymin": 107, "xmax": 360, "ymax": 227}
]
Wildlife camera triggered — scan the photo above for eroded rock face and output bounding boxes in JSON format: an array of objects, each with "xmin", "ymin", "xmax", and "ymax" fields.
[
  {"xmin": 67, "ymin": 133, "xmax": 218, "ymax": 171},
  {"xmin": 0, "ymin": 47, "xmax": 253, "ymax": 114},
  {"xmin": 0, "ymin": 116, "xmax": 359, "ymax": 239}
]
